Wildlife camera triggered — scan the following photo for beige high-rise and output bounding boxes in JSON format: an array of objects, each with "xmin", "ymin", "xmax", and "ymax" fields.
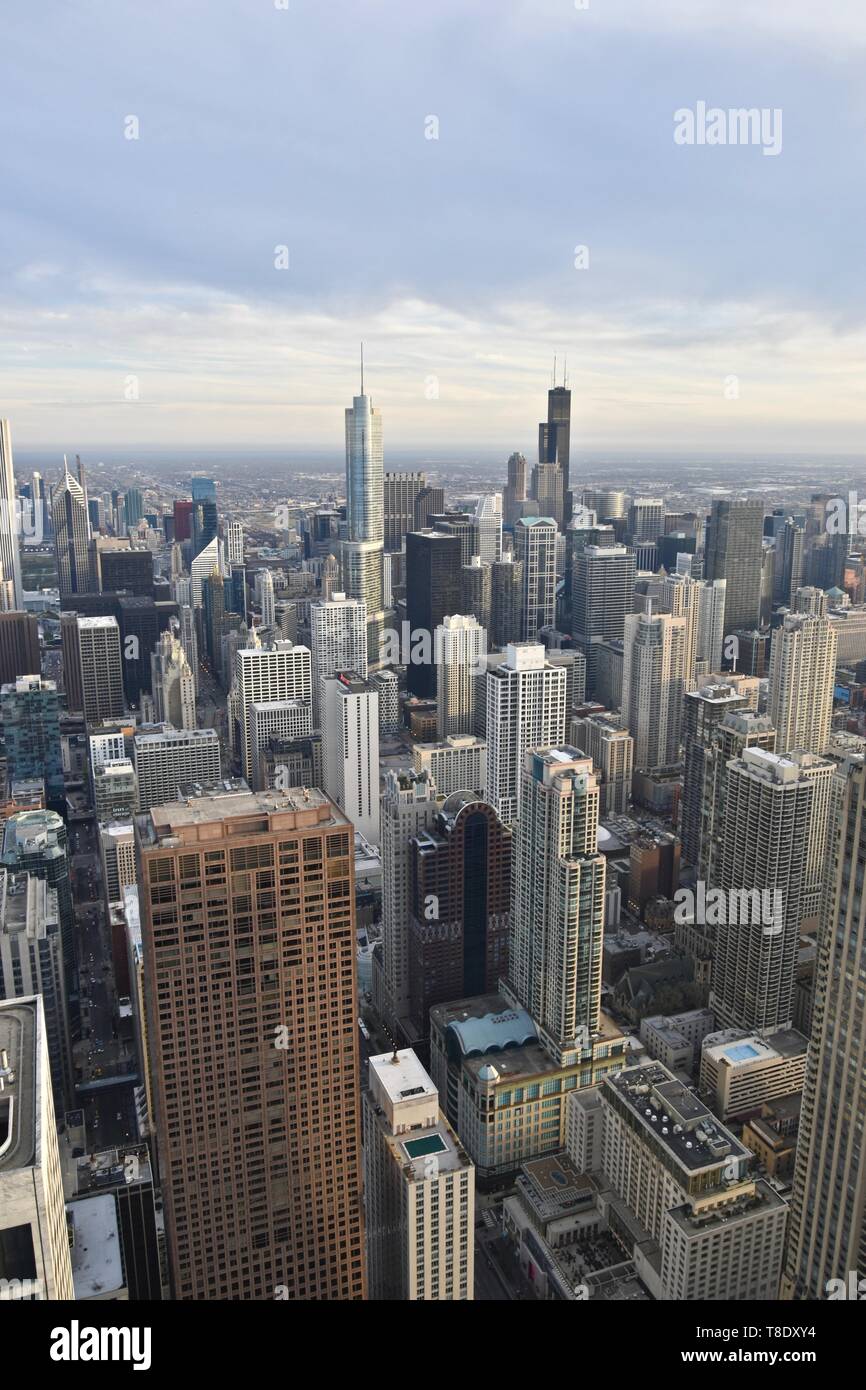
[{"xmin": 138, "ymin": 787, "xmax": 366, "ymax": 1300}]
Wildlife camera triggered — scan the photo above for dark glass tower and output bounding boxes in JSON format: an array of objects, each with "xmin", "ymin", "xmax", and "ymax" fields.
[
  {"xmin": 538, "ymin": 384, "xmax": 572, "ymax": 525},
  {"xmin": 405, "ymin": 530, "xmax": 462, "ymax": 697}
]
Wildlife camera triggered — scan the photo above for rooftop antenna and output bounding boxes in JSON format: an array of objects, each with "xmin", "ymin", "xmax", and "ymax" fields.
[
  {"xmin": 360, "ymin": 341, "xmax": 364, "ymax": 396},
  {"xmin": 552, "ymin": 354, "xmax": 557, "ymax": 388},
  {"xmin": 563, "ymin": 355, "xmax": 568, "ymax": 389}
]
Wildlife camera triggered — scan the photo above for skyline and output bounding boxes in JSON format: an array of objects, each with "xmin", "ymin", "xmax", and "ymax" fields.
[{"xmin": 2, "ymin": 0, "xmax": 865, "ymax": 453}]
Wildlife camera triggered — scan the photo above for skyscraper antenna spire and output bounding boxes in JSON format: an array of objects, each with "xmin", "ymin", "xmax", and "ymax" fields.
[
  {"xmin": 552, "ymin": 354, "xmax": 557, "ymax": 388},
  {"xmin": 563, "ymin": 355, "xmax": 568, "ymax": 389},
  {"xmin": 360, "ymin": 341, "xmax": 364, "ymax": 396}
]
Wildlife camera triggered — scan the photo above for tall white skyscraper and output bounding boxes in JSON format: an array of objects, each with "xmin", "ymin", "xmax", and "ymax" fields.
[
  {"xmin": 343, "ymin": 362, "xmax": 385, "ymax": 665},
  {"xmin": 660, "ymin": 570, "xmax": 700, "ymax": 692},
  {"xmin": 621, "ymin": 606, "xmax": 686, "ymax": 771},
  {"xmin": 0, "ymin": 420, "xmax": 23, "ymax": 610},
  {"xmin": 179, "ymin": 603, "xmax": 199, "ymax": 695},
  {"xmin": 133, "ymin": 726, "xmax": 222, "ymax": 811},
  {"xmin": 363, "ymin": 1049, "xmax": 474, "ymax": 1301},
  {"xmin": 514, "ymin": 517, "xmax": 557, "ymax": 640},
  {"xmin": 322, "ymin": 672, "xmax": 380, "ymax": 844},
  {"xmin": 234, "ymin": 640, "xmax": 312, "ymax": 785},
  {"xmin": 768, "ymin": 593, "xmax": 837, "ymax": 755},
  {"xmin": 473, "ymin": 493, "xmax": 503, "ymax": 564},
  {"xmin": 310, "ymin": 592, "xmax": 368, "ymax": 724},
  {"xmin": 508, "ymin": 747, "xmax": 605, "ymax": 1061},
  {"xmin": 485, "ymin": 643, "xmax": 566, "ymax": 824},
  {"xmin": 151, "ymin": 628, "xmax": 197, "ymax": 730},
  {"xmin": 695, "ymin": 577, "xmax": 727, "ymax": 675},
  {"xmin": 226, "ymin": 520, "xmax": 244, "ymax": 565},
  {"xmin": 259, "ymin": 568, "xmax": 276, "ymax": 630},
  {"xmin": 190, "ymin": 535, "xmax": 223, "ymax": 608},
  {"xmin": 435, "ymin": 614, "xmax": 485, "ymax": 739},
  {"xmin": 51, "ymin": 464, "xmax": 94, "ymax": 599}
]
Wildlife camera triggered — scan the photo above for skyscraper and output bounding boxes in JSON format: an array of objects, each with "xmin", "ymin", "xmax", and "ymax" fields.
[
  {"xmin": 259, "ymin": 567, "xmax": 276, "ymax": 630},
  {"xmin": 76, "ymin": 616, "xmax": 126, "ymax": 723},
  {"xmin": 226, "ymin": 520, "xmax": 244, "ymax": 565},
  {"xmin": 0, "ymin": 420, "xmax": 23, "ymax": 610},
  {"xmin": 378, "ymin": 769, "xmax": 443, "ymax": 1037},
  {"xmin": 190, "ymin": 476, "xmax": 217, "ymax": 558},
  {"xmin": 137, "ymin": 787, "xmax": 366, "ymax": 1300},
  {"xmin": 508, "ymin": 747, "xmax": 605, "ymax": 1061},
  {"xmin": 537, "ymin": 382, "xmax": 571, "ymax": 526},
  {"xmin": 363, "ymin": 1049, "xmax": 474, "ymax": 1301},
  {"xmin": 784, "ymin": 755, "xmax": 866, "ymax": 1300},
  {"xmin": 572, "ymin": 544, "xmax": 636, "ymax": 695},
  {"xmin": 472, "ymin": 493, "xmax": 503, "ymax": 564},
  {"xmin": 310, "ymin": 592, "xmax": 368, "ymax": 725},
  {"xmin": 502, "ymin": 451, "xmax": 527, "ymax": 528},
  {"xmin": 234, "ymin": 639, "xmax": 312, "ymax": 786},
  {"xmin": 342, "ymin": 362, "xmax": 385, "ymax": 665},
  {"xmin": 405, "ymin": 530, "xmax": 462, "ymax": 698},
  {"xmin": 695, "ymin": 577, "xmax": 727, "ymax": 675},
  {"xmin": 151, "ymin": 628, "xmax": 197, "ymax": 730},
  {"xmin": 133, "ymin": 726, "xmax": 221, "ymax": 811},
  {"xmin": 621, "ymin": 607, "xmax": 687, "ymax": 772},
  {"xmin": 0, "ymin": 675, "xmax": 64, "ymax": 803},
  {"xmin": 384, "ymin": 471, "xmax": 425, "ymax": 551},
  {"xmin": 0, "ymin": 610, "xmax": 40, "ymax": 686},
  {"xmin": 571, "ymin": 711, "xmax": 634, "ymax": 816},
  {"xmin": 513, "ymin": 516, "xmax": 557, "ymax": 641},
  {"xmin": 0, "ymin": 995, "xmax": 75, "ymax": 1299},
  {"xmin": 704, "ymin": 497, "xmax": 765, "ymax": 636},
  {"xmin": 407, "ymin": 793, "xmax": 510, "ymax": 1034},
  {"xmin": 435, "ymin": 614, "xmax": 485, "ymax": 739},
  {"xmin": 680, "ymin": 683, "xmax": 750, "ymax": 868},
  {"xmin": 709, "ymin": 747, "xmax": 833, "ymax": 1034},
  {"xmin": 52, "ymin": 464, "xmax": 94, "ymax": 600},
  {"xmin": 489, "ymin": 556, "xmax": 524, "ymax": 648},
  {"xmin": 322, "ymin": 673, "xmax": 380, "ymax": 844},
  {"xmin": 767, "ymin": 594, "xmax": 836, "ymax": 755},
  {"xmin": 485, "ymin": 643, "xmax": 566, "ymax": 824}
]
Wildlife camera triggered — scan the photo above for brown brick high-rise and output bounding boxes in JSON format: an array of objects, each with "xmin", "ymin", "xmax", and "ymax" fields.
[{"xmin": 137, "ymin": 787, "xmax": 366, "ymax": 1300}]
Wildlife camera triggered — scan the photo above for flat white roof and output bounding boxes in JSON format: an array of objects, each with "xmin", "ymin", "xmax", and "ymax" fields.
[{"xmin": 369, "ymin": 1049, "xmax": 437, "ymax": 1106}]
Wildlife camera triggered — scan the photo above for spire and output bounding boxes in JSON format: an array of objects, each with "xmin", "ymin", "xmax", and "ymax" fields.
[{"xmin": 360, "ymin": 341, "xmax": 364, "ymax": 396}]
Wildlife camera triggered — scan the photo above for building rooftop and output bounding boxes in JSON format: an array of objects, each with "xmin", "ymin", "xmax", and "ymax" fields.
[
  {"xmin": 68, "ymin": 1193, "xmax": 125, "ymax": 1299},
  {"xmin": 703, "ymin": 1027, "xmax": 808, "ymax": 1069},
  {"xmin": 0, "ymin": 996, "xmax": 39, "ymax": 1174},
  {"xmin": 369, "ymin": 1049, "xmax": 438, "ymax": 1109},
  {"xmin": 606, "ymin": 1063, "xmax": 750, "ymax": 1175},
  {"xmin": 137, "ymin": 786, "xmax": 348, "ymax": 845},
  {"xmin": 666, "ymin": 1178, "xmax": 786, "ymax": 1237}
]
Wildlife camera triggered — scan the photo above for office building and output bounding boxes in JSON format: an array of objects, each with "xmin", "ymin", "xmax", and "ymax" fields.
[
  {"xmin": 407, "ymin": 793, "xmax": 510, "ymax": 1034},
  {"xmin": 0, "ymin": 872, "xmax": 73, "ymax": 1117},
  {"xmin": 704, "ymin": 497, "xmax": 765, "ymax": 636},
  {"xmin": 572, "ymin": 544, "xmax": 636, "ymax": 694},
  {"xmin": 584, "ymin": 1063, "xmax": 786, "ymax": 1300},
  {"xmin": 259, "ymin": 567, "xmax": 276, "ymax": 631},
  {"xmin": 93, "ymin": 758, "xmax": 138, "ymax": 822},
  {"xmin": 460, "ymin": 557, "xmax": 491, "ymax": 633},
  {"xmin": 93, "ymin": 538, "xmax": 154, "ymax": 597},
  {"xmin": 384, "ymin": 471, "xmax": 425, "ymax": 551},
  {"xmin": 699, "ymin": 1027, "xmax": 808, "ymax": 1124},
  {"xmin": 473, "ymin": 493, "xmax": 503, "ymax": 564},
  {"xmin": 52, "ymin": 464, "xmax": 94, "ymax": 600},
  {"xmin": 310, "ymin": 592, "xmax": 368, "ymax": 724},
  {"xmin": 190, "ymin": 477, "xmax": 217, "ymax": 558},
  {"xmin": 405, "ymin": 530, "xmax": 462, "ymax": 697},
  {"xmin": 503, "ymin": 451, "xmax": 528, "ymax": 528},
  {"xmin": 235, "ymin": 640, "xmax": 312, "ymax": 786},
  {"xmin": 435, "ymin": 614, "xmax": 485, "ymax": 739},
  {"xmin": 248, "ymin": 701, "xmax": 314, "ymax": 791},
  {"xmin": 621, "ymin": 607, "xmax": 686, "ymax": 772},
  {"xmin": 0, "ymin": 995, "xmax": 75, "ymax": 1299},
  {"xmin": 484, "ymin": 643, "xmax": 566, "ymax": 824},
  {"xmin": 1, "ymin": 811, "xmax": 76, "ymax": 1001},
  {"xmin": 363, "ymin": 1049, "xmax": 474, "ymax": 1300},
  {"xmin": 76, "ymin": 616, "xmax": 125, "ymax": 722},
  {"xmin": 695, "ymin": 577, "xmax": 727, "ymax": 675},
  {"xmin": 133, "ymin": 726, "xmax": 221, "ymax": 812},
  {"xmin": 151, "ymin": 628, "xmax": 196, "ymax": 730},
  {"xmin": 767, "ymin": 600, "xmax": 836, "ymax": 755},
  {"xmin": 376, "ymin": 769, "xmax": 443, "ymax": 1037},
  {"xmin": 514, "ymin": 517, "xmax": 557, "ymax": 640},
  {"xmin": 0, "ymin": 421, "xmax": 23, "ymax": 610},
  {"xmin": 137, "ymin": 787, "xmax": 366, "ymax": 1299},
  {"xmin": 322, "ymin": 673, "xmax": 380, "ymax": 844},
  {"xmin": 699, "ymin": 710, "xmax": 777, "ymax": 884},
  {"xmin": 369, "ymin": 668, "xmax": 399, "ymax": 733},
  {"xmin": 784, "ymin": 756, "xmax": 866, "ymax": 1300},
  {"xmin": 0, "ymin": 676, "xmax": 64, "ymax": 803},
  {"xmin": 628, "ymin": 497, "xmax": 664, "ymax": 544},
  {"xmin": 489, "ymin": 556, "xmax": 523, "ymax": 648},
  {"xmin": 226, "ymin": 520, "xmax": 244, "ymax": 566},
  {"xmin": 537, "ymin": 382, "xmax": 571, "ymax": 526},
  {"xmin": 0, "ymin": 610, "xmax": 39, "ymax": 687},
  {"xmin": 99, "ymin": 821, "xmax": 137, "ymax": 903}
]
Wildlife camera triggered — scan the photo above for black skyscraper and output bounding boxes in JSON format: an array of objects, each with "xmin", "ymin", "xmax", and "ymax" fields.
[{"xmin": 405, "ymin": 530, "xmax": 462, "ymax": 697}]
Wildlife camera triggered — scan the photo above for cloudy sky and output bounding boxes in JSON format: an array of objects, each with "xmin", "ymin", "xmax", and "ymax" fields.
[{"xmin": 2, "ymin": 0, "xmax": 864, "ymax": 458}]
